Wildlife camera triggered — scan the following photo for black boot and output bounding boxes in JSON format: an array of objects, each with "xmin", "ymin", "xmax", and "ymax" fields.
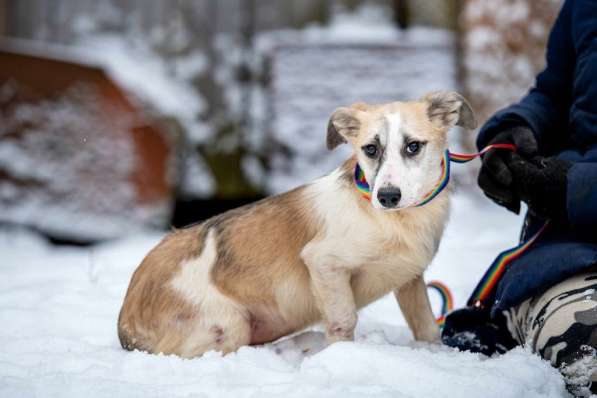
[{"xmin": 441, "ymin": 306, "xmax": 518, "ymax": 356}]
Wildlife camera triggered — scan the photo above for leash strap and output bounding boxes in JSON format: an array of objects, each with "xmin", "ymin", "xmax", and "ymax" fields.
[
  {"xmin": 452, "ymin": 143, "xmax": 550, "ymax": 310},
  {"xmin": 467, "ymin": 221, "xmax": 549, "ymax": 309},
  {"xmin": 448, "ymin": 143, "xmax": 516, "ymax": 163},
  {"xmin": 426, "ymin": 280, "xmax": 454, "ymax": 328}
]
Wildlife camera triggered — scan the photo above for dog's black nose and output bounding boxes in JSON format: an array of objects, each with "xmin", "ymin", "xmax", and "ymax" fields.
[{"xmin": 377, "ymin": 188, "xmax": 401, "ymax": 208}]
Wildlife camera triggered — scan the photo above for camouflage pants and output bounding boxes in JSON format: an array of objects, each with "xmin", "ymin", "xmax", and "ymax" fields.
[{"xmin": 505, "ymin": 272, "xmax": 597, "ymax": 395}]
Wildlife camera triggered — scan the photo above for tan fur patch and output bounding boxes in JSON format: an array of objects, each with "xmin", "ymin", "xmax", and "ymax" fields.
[{"xmin": 209, "ymin": 186, "xmax": 322, "ymax": 339}]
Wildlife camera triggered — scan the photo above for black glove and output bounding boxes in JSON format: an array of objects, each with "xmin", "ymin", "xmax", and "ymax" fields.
[
  {"xmin": 441, "ymin": 307, "xmax": 517, "ymax": 356},
  {"xmin": 508, "ymin": 154, "xmax": 572, "ymax": 220},
  {"xmin": 478, "ymin": 126, "xmax": 538, "ymax": 214}
]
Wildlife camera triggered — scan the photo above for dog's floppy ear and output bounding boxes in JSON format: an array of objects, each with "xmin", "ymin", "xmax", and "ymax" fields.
[
  {"xmin": 326, "ymin": 107, "xmax": 361, "ymax": 150},
  {"xmin": 422, "ymin": 91, "xmax": 477, "ymax": 130}
]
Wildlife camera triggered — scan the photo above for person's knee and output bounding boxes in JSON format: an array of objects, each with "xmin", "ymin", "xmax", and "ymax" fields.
[
  {"xmin": 535, "ymin": 300, "xmax": 597, "ymax": 368},
  {"xmin": 532, "ymin": 299, "xmax": 597, "ymax": 395}
]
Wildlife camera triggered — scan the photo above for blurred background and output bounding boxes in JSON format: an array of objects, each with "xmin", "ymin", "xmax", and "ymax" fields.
[{"xmin": 0, "ymin": 0, "xmax": 560, "ymax": 245}]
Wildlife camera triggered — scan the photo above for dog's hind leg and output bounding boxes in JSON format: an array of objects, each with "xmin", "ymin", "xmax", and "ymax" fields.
[
  {"xmin": 157, "ymin": 229, "xmax": 252, "ymax": 358},
  {"xmin": 155, "ymin": 291, "xmax": 252, "ymax": 358}
]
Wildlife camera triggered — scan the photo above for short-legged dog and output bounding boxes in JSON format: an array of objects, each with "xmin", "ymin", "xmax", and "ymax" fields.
[{"xmin": 118, "ymin": 91, "xmax": 476, "ymax": 358}]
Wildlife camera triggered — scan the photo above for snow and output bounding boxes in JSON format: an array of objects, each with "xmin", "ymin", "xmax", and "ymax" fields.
[
  {"xmin": 69, "ymin": 23, "xmax": 214, "ymax": 199},
  {"xmin": 0, "ymin": 188, "xmax": 571, "ymax": 397},
  {"xmin": 75, "ymin": 34, "xmax": 208, "ymax": 140}
]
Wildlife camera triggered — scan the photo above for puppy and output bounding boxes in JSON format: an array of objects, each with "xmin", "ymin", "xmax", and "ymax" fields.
[{"xmin": 118, "ymin": 91, "xmax": 476, "ymax": 358}]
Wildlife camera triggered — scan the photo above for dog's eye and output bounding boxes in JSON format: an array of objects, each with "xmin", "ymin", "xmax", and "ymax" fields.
[
  {"xmin": 405, "ymin": 141, "xmax": 422, "ymax": 156},
  {"xmin": 363, "ymin": 144, "xmax": 378, "ymax": 158}
]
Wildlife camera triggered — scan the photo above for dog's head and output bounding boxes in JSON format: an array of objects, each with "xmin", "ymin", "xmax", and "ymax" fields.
[{"xmin": 327, "ymin": 91, "xmax": 476, "ymax": 210}]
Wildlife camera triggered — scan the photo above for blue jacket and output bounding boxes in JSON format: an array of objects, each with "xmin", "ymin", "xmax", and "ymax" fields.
[{"xmin": 476, "ymin": 0, "xmax": 597, "ymax": 316}]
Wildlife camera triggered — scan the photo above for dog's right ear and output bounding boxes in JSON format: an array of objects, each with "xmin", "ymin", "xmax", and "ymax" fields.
[
  {"xmin": 326, "ymin": 107, "xmax": 361, "ymax": 150},
  {"xmin": 422, "ymin": 91, "xmax": 477, "ymax": 130}
]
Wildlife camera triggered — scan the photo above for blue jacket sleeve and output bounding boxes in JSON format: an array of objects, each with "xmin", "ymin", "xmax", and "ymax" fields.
[
  {"xmin": 567, "ymin": 150, "xmax": 597, "ymax": 230},
  {"xmin": 476, "ymin": 0, "xmax": 575, "ymax": 152}
]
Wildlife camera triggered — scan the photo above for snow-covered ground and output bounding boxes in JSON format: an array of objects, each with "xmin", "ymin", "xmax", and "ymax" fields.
[{"xmin": 0, "ymin": 188, "xmax": 570, "ymax": 397}]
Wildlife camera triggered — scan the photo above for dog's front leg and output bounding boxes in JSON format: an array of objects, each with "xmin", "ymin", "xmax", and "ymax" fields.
[
  {"xmin": 394, "ymin": 275, "xmax": 440, "ymax": 343},
  {"xmin": 308, "ymin": 266, "xmax": 357, "ymax": 344}
]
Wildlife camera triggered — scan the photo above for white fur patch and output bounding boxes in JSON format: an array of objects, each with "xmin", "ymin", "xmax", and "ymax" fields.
[
  {"xmin": 303, "ymin": 170, "xmax": 376, "ymax": 268},
  {"xmin": 371, "ymin": 112, "xmax": 404, "ymax": 208},
  {"xmin": 170, "ymin": 229, "xmax": 218, "ymax": 305},
  {"xmin": 169, "ymin": 230, "xmax": 245, "ymax": 317},
  {"xmin": 371, "ymin": 111, "xmax": 444, "ymax": 209},
  {"xmin": 303, "ymin": 169, "xmax": 432, "ymax": 272},
  {"xmin": 169, "ymin": 229, "xmax": 250, "ymax": 355}
]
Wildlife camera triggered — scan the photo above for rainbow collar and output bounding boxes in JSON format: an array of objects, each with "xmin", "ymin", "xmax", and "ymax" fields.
[
  {"xmin": 354, "ymin": 149, "xmax": 451, "ymax": 208},
  {"xmin": 354, "ymin": 143, "xmax": 517, "ymax": 208}
]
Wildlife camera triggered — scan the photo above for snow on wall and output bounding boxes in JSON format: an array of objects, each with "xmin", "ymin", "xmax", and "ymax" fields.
[
  {"xmin": 75, "ymin": 34, "xmax": 210, "ymax": 143},
  {"xmin": 259, "ymin": 7, "xmax": 460, "ymax": 194},
  {"xmin": 0, "ymin": 81, "xmax": 169, "ymax": 240},
  {"xmin": 71, "ymin": 33, "xmax": 216, "ymax": 199}
]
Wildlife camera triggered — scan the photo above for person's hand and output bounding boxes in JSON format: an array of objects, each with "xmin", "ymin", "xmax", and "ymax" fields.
[
  {"xmin": 509, "ymin": 154, "xmax": 572, "ymax": 220},
  {"xmin": 478, "ymin": 126, "xmax": 538, "ymax": 213}
]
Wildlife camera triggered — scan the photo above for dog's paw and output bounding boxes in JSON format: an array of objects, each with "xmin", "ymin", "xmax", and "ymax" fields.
[
  {"xmin": 413, "ymin": 326, "xmax": 441, "ymax": 344},
  {"xmin": 325, "ymin": 323, "xmax": 355, "ymax": 343}
]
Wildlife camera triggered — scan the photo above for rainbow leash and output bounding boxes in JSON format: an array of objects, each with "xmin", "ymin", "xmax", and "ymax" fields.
[
  {"xmin": 448, "ymin": 143, "xmax": 516, "ymax": 163},
  {"xmin": 467, "ymin": 221, "xmax": 549, "ymax": 309},
  {"xmin": 426, "ymin": 280, "xmax": 454, "ymax": 328},
  {"xmin": 449, "ymin": 143, "xmax": 549, "ymax": 309}
]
